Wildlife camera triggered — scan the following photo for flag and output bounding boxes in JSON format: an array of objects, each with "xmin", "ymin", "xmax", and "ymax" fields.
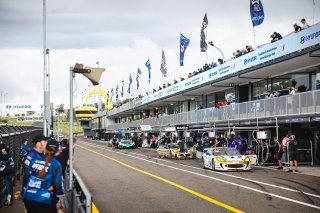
[
  {"xmin": 121, "ymin": 80, "xmax": 124, "ymax": 97},
  {"xmin": 250, "ymin": 0, "xmax": 264, "ymax": 27},
  {"xmin": 160, "ymin": 50, "xmax": 167, "ymax": 77},
  {"xmin": 107, "ymin": 90, "xmax": 110, "ymax": 103},
  {"xmin": 115, "ymin": 85, "xmax": 119, "ymax": 101},
  {"xmin": 136, "ymin": 68, "xmax": 142, "ymax": 89},
  {"xmin": 145, "ymin": 59, "xmax": 151, "ymax": 84},
  {"xmin": 127, "ymin": 74, "xmax": 132, "ymax": 94},
  {"xmin": 180, "ymin": 34, "xmax": 190, "ymax": 66},
  {"xmin": 111, "ymin": 88, "xmax": 114, "ymax": 97},
  {"xmin": 200, "ymin": 13, "xmax": 208, "ymax": 52}
]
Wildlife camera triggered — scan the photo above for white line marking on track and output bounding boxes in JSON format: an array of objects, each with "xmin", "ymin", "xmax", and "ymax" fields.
[
  {"xmin": 80, "ymin": 141, "xmax": 320, "ymax": 199},
  {"xmin": 79, "ymin": 141, "xmax": 320, "ymax": 210}
]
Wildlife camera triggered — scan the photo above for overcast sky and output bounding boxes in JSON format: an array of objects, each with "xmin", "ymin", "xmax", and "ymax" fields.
[{"xmin": 0, "ymin": 0, "xmax": 319, "ymax": 108}]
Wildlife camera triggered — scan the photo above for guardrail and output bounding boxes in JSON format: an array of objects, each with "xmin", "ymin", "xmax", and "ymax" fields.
[
  {"xmin": 0, "ymin": 125, "xmax": 42, "ymax": 206},
  {"xmin": 65, "ymin": 168, "xmax": 93, "ymax": 213},
  {"xmin": 107, "ymin": 89, "xmax": 320, "ymax": 129}
]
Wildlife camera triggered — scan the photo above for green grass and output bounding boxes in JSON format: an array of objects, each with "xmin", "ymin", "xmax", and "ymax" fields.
[{"xmin": 58, "ymin": 122, "xmax": 83, "ymax": 135}]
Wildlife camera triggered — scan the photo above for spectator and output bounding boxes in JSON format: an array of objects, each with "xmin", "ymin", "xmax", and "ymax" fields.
[
  {"xmin": 0, "ymin": 140, "xmax": 15, "ymax": 206},
  {"xmin": 188, "ymin": 73, "xmax": 193, "ymax": 78},
  {"xmin": 293, "ymin": 23, "xmax": 302, "ymax": 32},
  {"xmin": 235, "ymin": 50, "xmax": 242, "ymax": 57},
  {"xmin": 173, "ymin": 79, "xmax": 178, "ymax": 84},
  {"xmin": 162, "ymin": 84, "xmax": 166, "ymax": 88},
  {"xmin": 287, "ymin": 135, "xmax": 299, "ymax": 172},
  {"xmin": 56, "ymin": 138, "xmax": 77, "ymax": 178},
  {"xmin": 266, "ymin": 90, "xmax": 273, "ymax": 99},
  {"xmin": 218, "ymin": 58, "xmax": 224, "ymax": 65},
  {"xmin": 241, "ymin": 49, "xmax": 248, "ymax": 55},
  {"xmin": 246, "ymin": 45, "xmax": 254, "ymax": 52},
  {"xmin": 274, "ymin": 137, "xmax": 284, "ymax": 170},
  {"xmin": 153, "ymin": 88, "xmax": 156, "ymax": 93},
  {"xmin": 180, "ymin": 77, "xmax": 185, "ymax": 81},
  {"xmin": 301, "ymin": 18, "xmax": 310, "ymax": 29},
  {"xmin": 270, "ymin": 32, "xmax": 282, "ymax": 43},
  {"xmin": 289, "ymin": 87, "xmax": 296, "ymax": 95}
]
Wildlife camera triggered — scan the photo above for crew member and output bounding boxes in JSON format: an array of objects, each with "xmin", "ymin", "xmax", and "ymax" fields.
[{"xmin": 0, "ymin": 140, "xmax": 15, "ymax": 206}]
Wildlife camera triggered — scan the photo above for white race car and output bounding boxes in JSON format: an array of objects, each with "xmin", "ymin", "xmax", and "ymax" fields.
[{"xmin": 202, "ymin": 147, "xmax": 253, "ymax": 171}]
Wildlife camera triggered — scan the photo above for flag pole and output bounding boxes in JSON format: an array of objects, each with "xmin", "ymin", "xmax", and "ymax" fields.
[
  {"xmin": 313, "ymin": 0, "xmax": 315, "ymax": 25},
  {"xmin": 206, "ymin": 10, "xmax": 208, "ymax": 64},
  {"xmin": 253, "ymin": 26, "xmax": 256, "ymax": 48}
]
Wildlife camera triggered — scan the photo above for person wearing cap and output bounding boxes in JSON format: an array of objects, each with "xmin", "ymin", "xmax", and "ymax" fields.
[
  {"xmin": 0, "ymin": 139, "xmax": 15, "ymax": 206},
  {"xmin": 301, "ymin": 18, "xmax": 310, "ymax": 29},
  {"xmin": 293, "ymin": 23, "xmax": 302, "ymax": 32},
  {"xmin": 17, "ymin": 137, "xmax": 65, "ymax": 213}
]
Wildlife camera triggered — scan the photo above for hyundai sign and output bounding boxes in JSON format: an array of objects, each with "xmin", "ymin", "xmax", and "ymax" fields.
[{"xmin": 1, "ymin": 103, "xmax": 42, "ymax": 112}]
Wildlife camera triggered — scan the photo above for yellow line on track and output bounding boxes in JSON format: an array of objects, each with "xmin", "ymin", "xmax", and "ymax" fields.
[
  {"xmin": 78, "ymin": 145, "xmax": 245, "ymax": 213},
  {"xmin": 92, "ymin": 202, "xmax": 100, "ymax": 213}
]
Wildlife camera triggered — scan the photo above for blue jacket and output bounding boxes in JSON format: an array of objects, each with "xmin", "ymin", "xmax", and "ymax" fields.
[{"xmin": 22, "ymin": 149, "xmax": 64, "ymax": 204}]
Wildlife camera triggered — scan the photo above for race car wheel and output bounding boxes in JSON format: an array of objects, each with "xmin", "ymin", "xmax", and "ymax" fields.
[
  {"xmin": 211, "ymin": 159, "xmax": 215, "ymax": 171},
  {"xmin": 201, "ymin": 158, "xmax": 205, "ymax": 169},
  {"xmin": 169, "ymin": 151, "xmax": 173, "ymax": 159}
]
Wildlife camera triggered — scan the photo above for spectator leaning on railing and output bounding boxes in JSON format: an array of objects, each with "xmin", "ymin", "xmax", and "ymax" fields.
[{"xmin": 301, "ymin": 18, "xmax": 310, "ymax": 29}]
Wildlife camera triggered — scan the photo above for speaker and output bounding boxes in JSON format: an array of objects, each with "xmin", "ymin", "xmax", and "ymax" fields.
[{"xmin": 83, "ymin": 67, "xmax": 105, "ymax": 86}]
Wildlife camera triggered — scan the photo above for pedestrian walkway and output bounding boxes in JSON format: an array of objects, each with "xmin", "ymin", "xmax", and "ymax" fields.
[{"xmin": 262, "ymin": 165, "xmax": 320, "ymax": 177}]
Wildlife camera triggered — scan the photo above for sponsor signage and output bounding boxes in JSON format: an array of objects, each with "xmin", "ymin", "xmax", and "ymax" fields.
[
  {"xmin": 141, "ymin": 23, "xmax": 320, "ymax": 105},
  {"xmin": 140, "ymin": 125, "xmax": 152, "ymax": 131},
  {"xmin": 164, "ymin": 127, "xmax": 176, "ymax": 132},
  {"xmin": 1, "ymin": 103, "xmax": 42, "ymax": 112},
  {"xmin": 175, "ymin": 125, "xmax": 189, "ymax": 131}
]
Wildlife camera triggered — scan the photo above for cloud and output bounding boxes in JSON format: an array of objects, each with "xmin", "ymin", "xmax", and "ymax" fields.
[{"xmin": 0, "ymin": 0, "xmax": 319, "ymax": 108}]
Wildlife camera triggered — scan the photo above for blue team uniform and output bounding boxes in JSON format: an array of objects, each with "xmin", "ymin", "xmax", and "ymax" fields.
[{"xmin": 22, "ymin": 149, "xmax": 64, "ymax": 205}]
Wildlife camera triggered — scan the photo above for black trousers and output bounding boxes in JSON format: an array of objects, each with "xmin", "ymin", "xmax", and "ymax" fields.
[{"xmin": 24, "ymin": 200, "xmax": 57, "ymax": 213}]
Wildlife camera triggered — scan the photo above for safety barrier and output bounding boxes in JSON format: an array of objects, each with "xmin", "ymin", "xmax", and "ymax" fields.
[
  {"xmin": 65, "ymin": 168, "xmax": 93, "ymax": 213},
  {"xmin": 107, "ymin": 90, "xmax": 320, "ymax": 130},
  {"xmin": 0, "ymin": 125, "xmax": 42, "ymax": 206}
]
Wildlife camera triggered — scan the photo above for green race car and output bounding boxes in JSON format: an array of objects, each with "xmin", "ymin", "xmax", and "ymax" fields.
[{"xmin": 118, "ymin": 139, "xmax": 135, "ymax": 149}]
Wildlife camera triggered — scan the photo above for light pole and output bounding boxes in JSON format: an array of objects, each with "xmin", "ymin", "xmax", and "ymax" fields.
[
  {"xmin": 68, "ymin": 63, "xmax": 105, "ymax": 210},
  {"xmin": 208, "ymin": 41, "xmax": 224, "ymax": 62}
]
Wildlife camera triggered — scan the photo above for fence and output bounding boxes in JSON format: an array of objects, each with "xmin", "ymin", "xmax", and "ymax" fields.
[
  {"xmin": 65, "ymin": 168, "xmax": 93, "ymax": 213},
  {"xmin": 107, "ymin": 90, "xmax": 320, "ymax": 130},
  {"xmin": 0, "ymin": 125, "xmax": 42, "ymax": 206}
]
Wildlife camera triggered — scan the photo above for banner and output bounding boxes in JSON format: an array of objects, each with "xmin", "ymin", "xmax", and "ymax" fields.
[
  {"xmin": 136, "ymin": 68, "xmax": 142, "ymax": 89},
  {"xmin": 180, "ymin": 34, "xmax": 190, "ymax": 66},
  {"xmin": 115, "ymin": 85, "xmax": 119, "ymax": 101},
  {"xmin": 121, "ymin": 80, "xmax": 124, "ymax": 97},
  {"xmin": 127, "ymin": 74, "xmax": 132, "ymax": 94},
  {"xmin": 160, "ymin": 50, "xmax": 167, "ymax": 77},
  {"xmin": 145, "ymin": 59, "xmax": 151, "ymax": 84},
  {"xmin": 250, "ymin": 0, "xmax": 265, "ymax": 27},
  {"xmin": 200, "ymin": 13, "xmax": 208, "ymax": 52}
]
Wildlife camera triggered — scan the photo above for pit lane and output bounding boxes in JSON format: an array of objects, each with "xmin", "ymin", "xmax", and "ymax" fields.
[{"xmin": 74, "ymin": 138, "xmax": 320, "ymax": 213}]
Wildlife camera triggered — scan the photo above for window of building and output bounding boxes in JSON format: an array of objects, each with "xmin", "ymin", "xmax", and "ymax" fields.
[
  {"xmin": 225, "ymin": 88, "xmax": 235, "ymax": 102},
  {"xmin": 311, "ymin": 72, "xmax": 320, "ymax": 90},
  {"xmin": 252, "ymin": 80, "xmax": 268, "ymax": 100}
]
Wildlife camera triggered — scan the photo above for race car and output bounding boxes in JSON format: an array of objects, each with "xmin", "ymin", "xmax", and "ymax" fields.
[
  {"xmin": 202, "ymin": 147, "xmax": 253, "ymax": 171},
  {"xmin": 118, "ymin": 139, "xmax": 135, "ymax": 149},
  {"xmin": 157, "ymin": 144, "xmax": 197, "ymax": 160}
]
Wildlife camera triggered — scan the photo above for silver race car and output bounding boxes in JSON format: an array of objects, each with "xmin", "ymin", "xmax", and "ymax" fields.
[{"xmin": 202, "ymin": 147, "xmax": 254, "ymax": 171}]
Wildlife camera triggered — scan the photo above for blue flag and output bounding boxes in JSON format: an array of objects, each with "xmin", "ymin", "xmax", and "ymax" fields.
[
  {"xmin": 250, "ymin": 0, "xmax": 264, "ymax": 27},
  {"xmin": 145, "ymin": 59, "xmax": 151, "ymax": 84},
  {"xmin": 180, "ymin": 34, "xmax": 190, "ymax": 66},
  {"xmin": 127, "ymin": 74, "xmax": 132, "ymax": 94},
  {"xmin": 115, "ymin": 85, "xmax": 119, "ymax": 101}
]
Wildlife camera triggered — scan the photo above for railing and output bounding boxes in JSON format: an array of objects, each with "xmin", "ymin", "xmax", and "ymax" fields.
[
  {"xmin": 106, "ymin": 98, "xmax": 142, "ymax": 116},
  {"xmin": 65, "ymin": 168, "xmax": 92, "ymax": 213},
  {"xmin": 107, "ymin": 90, "xmax": 320, "ymax": 129},
  {"xmin": 0, "ymin": 125, "xmax": 42, "ymax": 205}
]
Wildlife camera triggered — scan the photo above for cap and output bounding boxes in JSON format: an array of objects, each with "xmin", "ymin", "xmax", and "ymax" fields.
[
  {"xmin": 301, "ymin": 18, "xmax": 306, "ymax": 22},
  {"xmin": 46, "ymin": 139, "xmax": 59, "ymax": 152},
  {"xmin": 32, "ymin": 134, "xmax": 49, "ymax": 144}
]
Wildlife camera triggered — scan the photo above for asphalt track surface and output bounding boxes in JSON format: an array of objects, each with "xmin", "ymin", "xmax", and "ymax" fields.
[{"xmin": 74, "ymin": 138, "xmax": 320, "ymax": 213}]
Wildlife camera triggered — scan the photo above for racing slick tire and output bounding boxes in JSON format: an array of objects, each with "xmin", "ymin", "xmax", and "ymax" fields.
[
  {"xmin": 201, "ymin": 158, "xmax": 205, "ymax": 169},
  {"xmin": 211, "ymin": 159, "xmax": 215, "ymax": 171}
]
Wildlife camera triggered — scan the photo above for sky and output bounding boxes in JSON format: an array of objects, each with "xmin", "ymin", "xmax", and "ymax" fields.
[{"xmin": 0, "ymin": 0, "xmax": 319, "ymax": 108}]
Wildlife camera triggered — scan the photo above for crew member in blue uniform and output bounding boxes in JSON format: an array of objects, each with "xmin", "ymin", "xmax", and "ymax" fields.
[
  {"xmin": 16, "ymin": 135, "xmax": 65, "ymax": 213},
  {"xmin": 0, "ymin": 140, "xmax": 15, "ymax": 206}
]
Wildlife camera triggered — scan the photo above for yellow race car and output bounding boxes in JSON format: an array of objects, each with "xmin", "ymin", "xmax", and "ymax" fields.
[{"xmin": 157, "ymin": 144, "xmax": 197, "ymax": 160}]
